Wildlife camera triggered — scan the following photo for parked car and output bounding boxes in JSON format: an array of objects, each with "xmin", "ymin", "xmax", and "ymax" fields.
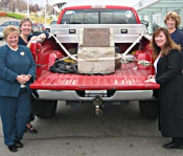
[
  {"xmin": 21, "ymin": 10, "xmax": 28, "ymax": 15},
  {"xmin": 37, "ymin": 23, "xmax": 45, "ymax": 31},
  {"xmin": 31, "ymin": 23, "xmax": 45, "ymax": 35},
  {"xmin": 45, "ymin": 21, "xmax": 57, "ymax": 32},
  {"xmin": 0, "ymin": 21, "xmax": 20, "ymax": 27},
  {"xmin": 0, "ymin": 27, "xmax": 3, "ymax": 39},
  {"xmin": 0, "ymin": 21, "xmax": 20, "ymax": 39}
]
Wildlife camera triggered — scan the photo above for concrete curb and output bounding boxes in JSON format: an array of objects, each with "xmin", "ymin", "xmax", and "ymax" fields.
[{"xmin": 0, "ymin": 17, "xmax": 19, "ymax": 25}]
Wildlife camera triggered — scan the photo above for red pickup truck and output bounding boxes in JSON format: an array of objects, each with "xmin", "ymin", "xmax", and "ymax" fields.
[{"xmin": 30, "ymin": 4, "xmax": 159, "ymax": 119}]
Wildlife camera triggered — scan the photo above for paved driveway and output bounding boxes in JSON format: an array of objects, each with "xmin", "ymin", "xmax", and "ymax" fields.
[{"xmin": 0, "ymin": 101, "xmax": 183, "ymax": 156}]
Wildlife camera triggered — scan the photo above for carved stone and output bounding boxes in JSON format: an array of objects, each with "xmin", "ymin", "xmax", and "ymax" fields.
[{"xmin": 83, "ymin": 28, "xmax": 110, "ymax": 47}]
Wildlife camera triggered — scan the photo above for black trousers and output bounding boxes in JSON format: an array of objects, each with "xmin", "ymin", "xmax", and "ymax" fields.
[{"xmin": 29, "ymin": 95, "xmax": 36, "ymax": 122}]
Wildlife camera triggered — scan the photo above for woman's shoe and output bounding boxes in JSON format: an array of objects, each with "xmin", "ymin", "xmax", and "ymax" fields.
[
  {"xmin": 163, "ymin": 141, "xmax": 183, "ymax": 149},
  {"xmin": 26, "ymin": 124, "xmax": 38, "ymax": 134},
  {"xmin": 15, "ymin": 140, "xmax": 23, "ymax": 148},
  {"xmin": 8, "ymin": 144, "xmax": 17, "ymax": 152}
]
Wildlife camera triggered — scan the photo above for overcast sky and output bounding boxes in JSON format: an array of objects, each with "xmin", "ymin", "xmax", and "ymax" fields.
[{"xmin": 31, "ymin": 0, "xmax": 139, "ymax": 7}]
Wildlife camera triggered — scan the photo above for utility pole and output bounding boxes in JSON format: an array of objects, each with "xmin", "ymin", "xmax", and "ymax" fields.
[
  {"xmin": 45, "ymin": 0, "xmax": 48, "ymax": 25},
  {"xmin": 27, "ymin": 0, "xmax": 30, "ymax": 17}
]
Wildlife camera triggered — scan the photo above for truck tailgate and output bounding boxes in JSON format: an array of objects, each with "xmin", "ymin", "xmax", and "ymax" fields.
[{"xmin": 30, "ymin": 63, "xmax": 159, "ymax": 90}]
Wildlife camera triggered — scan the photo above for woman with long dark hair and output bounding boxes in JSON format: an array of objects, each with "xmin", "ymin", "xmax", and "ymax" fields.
[{"xmin": 145, "ymin": 27, "xmax": 183, "ymax": 149}]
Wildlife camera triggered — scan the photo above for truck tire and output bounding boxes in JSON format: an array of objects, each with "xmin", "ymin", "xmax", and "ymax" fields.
[
  {"xmin": 139, "ymin": 100, "xmax": 158, "ymax": 118},
  {"xmin": 32, "ymin": 100, "xmax": 57, "ymax": 118}
]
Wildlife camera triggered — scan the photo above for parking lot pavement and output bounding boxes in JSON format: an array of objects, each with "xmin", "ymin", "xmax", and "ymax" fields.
[{"xmin": 1, "ymin": 101, "xmax": 183, "ymax": 156}]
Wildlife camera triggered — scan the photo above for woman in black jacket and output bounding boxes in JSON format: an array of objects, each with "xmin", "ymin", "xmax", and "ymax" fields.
[{"xmin": 145, "ymin": 27, "xmax": 183, "ymax": 149}]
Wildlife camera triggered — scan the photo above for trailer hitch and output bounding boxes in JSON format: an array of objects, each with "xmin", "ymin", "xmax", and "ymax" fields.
[{"xmin": 93, "ymin": 96, "xmax": 104, "ymax": 117}]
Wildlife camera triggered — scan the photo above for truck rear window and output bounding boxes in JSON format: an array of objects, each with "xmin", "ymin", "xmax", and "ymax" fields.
[{"xmin": 61, "ymin": 9, "xmax": 137, "ymax": 24}]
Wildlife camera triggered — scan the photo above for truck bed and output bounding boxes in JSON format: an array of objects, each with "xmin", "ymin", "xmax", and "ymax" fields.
[{"xmin": 30, "ymin": 63, "xmax": 159, "ymax": 90}]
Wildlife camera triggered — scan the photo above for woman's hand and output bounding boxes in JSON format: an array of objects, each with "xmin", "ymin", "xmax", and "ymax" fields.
[
  {"xmin": 38, "ymin": 34, "xmax": 46, "ymax": 40},
  {"xmin": 30, "ymin": 36, "xmax": 39, "ymax": 41},
  {"xmin": 27, "ymin": 36, "xmax": 41, "ymax": 47},
  {"xmin": 16, "ymin": 74, "xmax": 31, "ymax": 84},
  {"xmin": 144, "ymin": 75, "xmax": 156, "ymax": 83},
  {"xmin": 27, "ymin": 33, "xmax": 47, "ymax": 47},
  {"xmin": 147, "ymin": 75, "xmax": 155, "ymax": 79},
  {"xmin": 144, "ymin": 78, "xmax": 156, "ymax": 83},
  {"xmin": 30, "ymin": 34, "xmax": 46, "ymax": 41},
  {"xmin": 24, "ymin": 74, "xmax": 31, "ymax": 81}
]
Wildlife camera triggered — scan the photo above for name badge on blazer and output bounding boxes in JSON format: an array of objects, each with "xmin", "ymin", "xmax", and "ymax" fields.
[{"xmin": 20, "ymin": 52, "xmax": 25, "ymax": 56}]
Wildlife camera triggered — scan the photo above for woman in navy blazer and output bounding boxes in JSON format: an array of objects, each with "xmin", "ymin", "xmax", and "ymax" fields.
[
  {"xmin": 0, "ymin": 25, "xmax": 35, "ymax": 152},
  {"xmin": 164, "ymin": 11, "xmax": 183, "ymax": 55}
]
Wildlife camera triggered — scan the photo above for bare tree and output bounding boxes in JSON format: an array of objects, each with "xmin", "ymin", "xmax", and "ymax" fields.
[
  {"xmin": 1, "ymin": 0, "xmax": 10, "ymax": 11},
  {"xmin": 0, "ymin": 0, "xmax": 2, "ymax": 10},
  {"xmin": 17, "ymin": 0, "xmax": 27, "ymax": 12},
  {"xmin": 6, "ymin": 0, "xmax": 27, "ymax": 12}
]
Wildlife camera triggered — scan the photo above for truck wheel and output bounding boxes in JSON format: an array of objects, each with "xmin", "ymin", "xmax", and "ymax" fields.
[
  {"xmin": 139, "ymin": 100, "xmax": 158, "ymax": 118},
  {"xmin": 32, "ymin": 100, "xmax": 57, "ymax": 118}
]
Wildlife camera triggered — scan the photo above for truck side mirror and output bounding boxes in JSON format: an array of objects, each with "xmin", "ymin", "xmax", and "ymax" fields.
[{"xmin": 140, "ymin": 20, "xmax": 149, "ymax": 28}]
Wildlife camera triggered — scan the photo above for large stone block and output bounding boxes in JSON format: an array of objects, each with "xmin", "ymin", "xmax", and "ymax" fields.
[{"xmin": 78, "ymin": 47, "xmax": 115, "ymax": 74}]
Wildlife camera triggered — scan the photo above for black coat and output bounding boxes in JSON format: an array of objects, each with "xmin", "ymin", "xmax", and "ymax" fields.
[{"xmin": 156, "ymin": 49, "xmax": 183, "ymax": 137}]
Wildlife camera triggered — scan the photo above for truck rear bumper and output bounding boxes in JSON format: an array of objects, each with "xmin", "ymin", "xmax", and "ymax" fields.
[{"xmin": 32, "ymin": 90, "xmax": 155, "ymax": 101}]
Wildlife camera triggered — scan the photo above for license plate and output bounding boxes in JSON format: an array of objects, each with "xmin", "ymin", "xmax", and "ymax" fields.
[{"xmin": 85, "ymin": 90, "xmax": 107, "ymax": 94}]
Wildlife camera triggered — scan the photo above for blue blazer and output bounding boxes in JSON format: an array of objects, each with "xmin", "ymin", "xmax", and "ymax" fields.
[
  {"xmin": 170, "ymin": 29, "xmax": 183, "ymax": 55},
  {"xmin": 0, "ymin": 44, "xmax": 36, "ymax": 97}
]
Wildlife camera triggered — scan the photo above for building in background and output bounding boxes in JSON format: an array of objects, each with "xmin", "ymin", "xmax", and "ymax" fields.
[{"xmin": 134, "ymin": 0, "xmax": 183, "ymax": 33}]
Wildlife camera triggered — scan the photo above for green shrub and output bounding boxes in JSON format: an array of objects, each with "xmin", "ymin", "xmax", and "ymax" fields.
[
  {"xmin": 0, "ymin": 11, "xmax": 52, "ymax": 24},
  {"xmin": 7, "ymin": 12, "xmax": 26, "ymax": 19}
]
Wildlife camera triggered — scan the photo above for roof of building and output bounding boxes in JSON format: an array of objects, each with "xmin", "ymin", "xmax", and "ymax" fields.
[{"xmin": 134, "ymin": 0, "xmax": 183, "ymax": 14}]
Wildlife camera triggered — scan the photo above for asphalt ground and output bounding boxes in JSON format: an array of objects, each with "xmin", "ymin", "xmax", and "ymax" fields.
[{"xmin": 0, "ymin": 101, "xmax": 183, "ymax": 156}]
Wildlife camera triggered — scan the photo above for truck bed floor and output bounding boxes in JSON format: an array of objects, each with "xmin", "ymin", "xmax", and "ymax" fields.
[{"xmin": 30, "ymin": 63, "xmax": 159, "ymax": 90}]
